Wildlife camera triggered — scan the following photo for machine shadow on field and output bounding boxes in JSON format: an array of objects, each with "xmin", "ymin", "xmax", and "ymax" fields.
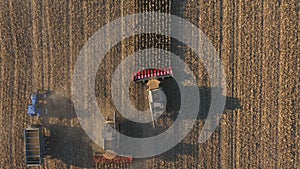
[
  {"xmin": 118, "ymin": 114, "xmax": 169, "ymax": 138},
  {"xmin": 40, "ymin": 93, "xmax": 94, "ymax": 167},
  {"xmin": 197, "ymin": 87, "xmax": 242, "ymax": 119},
  {"xmin": 43, "ymin": 94, "xmax": 77, "ymax": 121},
  {"xmin": 161, "ymin": 78, "xmax": 242, "ymax": 120},
  {"xmin": 119, "ymin": 79, "xmax": 241, "ymax": 138},
  {"xmin": 45, "ymin": 124, "xmax": 94, "ymax": 168}
]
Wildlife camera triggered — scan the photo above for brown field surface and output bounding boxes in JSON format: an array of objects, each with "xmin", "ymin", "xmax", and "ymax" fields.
[{"xmin": 0, "ymin": 0, "xmax": 298, "ymax": 169}]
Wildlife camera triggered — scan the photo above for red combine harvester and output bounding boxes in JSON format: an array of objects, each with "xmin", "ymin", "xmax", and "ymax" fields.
[
  {"xmin": 93, "ymin": 111, "xmax": 133, "ymax": 166},
  {"xmin": 133, "ymin": 67, "xmax": 173, "ymax": 127}
]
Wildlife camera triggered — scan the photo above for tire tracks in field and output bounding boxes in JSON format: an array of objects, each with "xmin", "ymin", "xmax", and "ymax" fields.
[
  {"xmin": 217, "ymin": 1, "xmax": 224, "ymax": 168},
  {"xmin": 31, "ymin": 1, "xmax": 43, "ymax": 90},
  {"xmin": 0, "ymin": 1, "xmax": 16, "ymax": 167},
  {"xmin": 0, "ymin": 1, "xmax": 4, "ymax": 162},
  {"xmin": 261, "ymin": 1, "xmax": 281, "ymax": 168},
  {"xmin": 254, "ymin": 2, "xmax": 264, "ymax": 165},
  {"xmin": 237, "ymin": 1, "xmax": 253, "ymax": 168},
  {"xmin": 243, "ymin": 1, "xmax": 264, "ymax": 167},
  {"xmin": 198, "ymin": 1, "xmax": 219, "ymax": 168},
  {"xmin": 7, "ymin": 1, "xmax": 18, "ymax": 167},
  {"xmin": 274, "ymin": 2, "xmax": 282, "ymax": 168},
  {"xmin": 219, "ymin": 0, "xmax": 235, "ymax": 167},
  {"xmin": 258, "ymin": 1, "xmax": 264, "ymax": 168},
  {"xmin": 14, "ymin": 2, "xmax": 35, "ymax": 167},
  {"xmin": 228, "ymin": 0, "xmax": 236, "ymax": 168},
  {"xmin": 198, "ymin": 1, "xmax": 210, "ymax": 168},
  {"xmin": 0, "ymin": 1, "xmax": 34, "ymax": 168},
  {"xmin": 238, "ymin": 1, "xmax": 264, "ymax": 168},
  {"xmin": 43, "ymin": 0, "xmax": 53, "ymax": 90},
  {"xmin": 230, "ymin": 0, "xmax": 238, "ymax": 168},
  {"xmin": 278, "ymin": 1, "xmax": 299, "ymax": 168},
  {"xmin": 246, "ymin": 1, "xmax": 264, "ymax": 168},
  {"xmin": 235, "ymin": 0, "xmax": 243, "ymax": 168}
]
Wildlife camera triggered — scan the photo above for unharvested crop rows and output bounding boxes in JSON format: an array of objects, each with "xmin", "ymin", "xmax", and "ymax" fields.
[
  {"xmin": 128, "ymin": 0, "xmax": 171, "ymax": 114},
  {"xmin": 135, "ymin": 0, "xmax": 171, "ymax": 69}
]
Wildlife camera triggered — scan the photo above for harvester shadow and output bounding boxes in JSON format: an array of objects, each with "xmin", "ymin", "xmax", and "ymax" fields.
[
  {"xmin": 117, "ymin": 113, "xmax": 199, "ymax": 161},
  {"xmin": 45, "ymin": 124, "xmax": 94, "ymax": 168},
  {"xmin": 118, "ymin": 83, "xmax": 241, "ymax": 138},
  {"xmin": 197, "ymin": 87, "xmax": 242, "ymax": 120},
  {"xmin": 161, "ymin": 78, "xmax": 242, "ymax": 120},
  {"xmin": 117, "ymin": 111, "xmax": 168, "ymax": 138}
]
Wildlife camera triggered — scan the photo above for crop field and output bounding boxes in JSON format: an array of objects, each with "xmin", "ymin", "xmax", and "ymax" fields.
[{"xmin": 0, "ymin": 0, "xmax": 299, "ymax": 169}]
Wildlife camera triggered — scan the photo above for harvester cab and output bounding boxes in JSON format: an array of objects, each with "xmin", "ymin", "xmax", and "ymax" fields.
[
  {"xmin": 28, "ymin": 90, "xmax": 49, "ymax": 117},
  {"xmin": 133, "ymin": 67, "xmax": 173, "ymax": 127}
]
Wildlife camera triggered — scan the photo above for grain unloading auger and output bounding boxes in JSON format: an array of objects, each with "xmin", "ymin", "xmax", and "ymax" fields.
[
  {"xmin": 133, "ymin": 67, "xmax": 173, "ymax": 127},
  {"xmin": 27, "ymin": 89, "xmax": 50, "ymax": 117}
]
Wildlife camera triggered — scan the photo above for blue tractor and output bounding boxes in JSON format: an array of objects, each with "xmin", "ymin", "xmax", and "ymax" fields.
[{"xmin": 28, "ymin": 90, "xmax": 49, "ymax": 117}]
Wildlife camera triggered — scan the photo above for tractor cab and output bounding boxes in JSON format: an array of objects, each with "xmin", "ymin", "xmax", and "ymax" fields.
[
  {"xmin": 27, "ymin": 90, "xmax": 49, "ymax": 117},
  {"xmin": 28, "ymin": 105, "xmax": 38, "ymax": 116}
]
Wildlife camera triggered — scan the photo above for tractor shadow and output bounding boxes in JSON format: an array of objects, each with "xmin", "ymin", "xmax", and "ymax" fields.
[
  {"xmin": 45, "ymin": 124, "xmax": 94, "ymax": 168},
  {"xmin": 40, "ymin": 94, "xmax": 95, "ymax": 168},
  {"xmin": 43, "ymin": 94, "xmax": 77, "ymax": 121}
]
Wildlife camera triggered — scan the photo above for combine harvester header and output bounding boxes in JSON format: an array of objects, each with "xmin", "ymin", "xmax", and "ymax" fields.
[{"xmin": 133, "ymin": 67, "xmax": 173, "ymax": 82}]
